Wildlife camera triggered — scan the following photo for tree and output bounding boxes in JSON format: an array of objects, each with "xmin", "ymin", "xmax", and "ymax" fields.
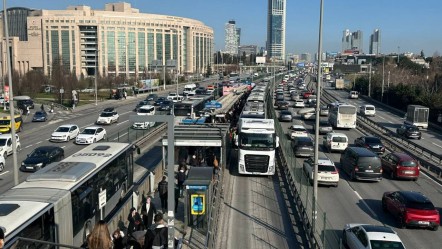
[{"xmin": 206, "ymin": 64, "xmax": 212, "ymax": 76}]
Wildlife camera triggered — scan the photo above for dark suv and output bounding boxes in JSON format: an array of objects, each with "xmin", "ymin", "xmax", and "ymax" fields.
[
  {"xmin": 396, "ymin": 124, "xmax": 422, "ymax": 139},
  {"xmin": 354, "ymin": 136, "xmax": 385, "ymax": 154},
  {"xmin": 17, "ymin": 99, "xmax": 34, "ymax": 109}
]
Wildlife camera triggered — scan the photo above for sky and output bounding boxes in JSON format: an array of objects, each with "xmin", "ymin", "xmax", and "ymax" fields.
[{"xmin": 9, "ymin": 0, "xmax": 442, "ymax": 56}]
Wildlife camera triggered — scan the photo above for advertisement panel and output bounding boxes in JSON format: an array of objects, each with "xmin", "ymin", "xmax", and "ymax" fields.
[
  {"xmin": 256, "ymin": 56, "xmax": 266, "ymax": 64},
  {"xmin": 4, "ymin": 86, "xmax": 9, "ymax": 101},
  {"xmin": 138, "ymin": 79, "xmax": 160, "ymax": 91}
]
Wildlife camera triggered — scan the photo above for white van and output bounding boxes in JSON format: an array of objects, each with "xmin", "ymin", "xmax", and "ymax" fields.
[
  {"xmin": 360, "ymin": 105, "xmax": 376, "ymax": 116},
  {"xmin": 323, "ymin": 132, "xmax": 348, "ymax": 153},
  {"xmin": 349, "ymin": 91, "xmax": 359, "ymax": 99},
  {"xmin": 0, "ymin": 134, "xmax": 21, "ymax": 158},
  {"xmin": 183, "ymin": 84, "xmax": 197, "ymax": 95}
]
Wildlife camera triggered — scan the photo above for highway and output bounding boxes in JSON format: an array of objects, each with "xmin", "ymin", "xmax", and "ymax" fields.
[{"xmin": 272, "ymin": 76, "xmax": 442, "ymax": 248}]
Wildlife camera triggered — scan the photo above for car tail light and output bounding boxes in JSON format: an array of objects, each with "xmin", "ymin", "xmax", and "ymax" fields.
[
  {"xmin": 355, "ymin": 166, "xmax": 359, "ymax": 172},
  {"xmin": 380, "ymin": 168, "xmax": 383, "ymax": 173},
  {"xmin": 365, "ymin": 145, "xmax": 370, "ymax": 148},
  {"xmin": 331, "ymin": 170, "xmax": 338, "ymax": 174}
]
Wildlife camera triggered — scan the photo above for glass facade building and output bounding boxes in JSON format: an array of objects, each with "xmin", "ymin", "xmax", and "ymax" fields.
[
  {"xmin": 267, "ymin": 0, "xmax": 286, "ymax": 61},
  {"xmin": 369, "ymin": 29, "xmax": 381, "ymax": 55}
]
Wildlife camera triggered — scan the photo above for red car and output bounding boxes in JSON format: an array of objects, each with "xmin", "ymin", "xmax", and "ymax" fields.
[
  {"xmin": 303, "ymin": 91, "xmax": 313, "ymax": 99},
  {"xmin": 381, "ymin": 152, "xmax": 419, "ymax": 180},
  {"xmin": 382, "ymin": 191, "xmax": 440, "ymax": 231}
]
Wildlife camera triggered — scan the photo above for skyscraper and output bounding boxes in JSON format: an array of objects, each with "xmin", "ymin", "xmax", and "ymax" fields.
[
  {"xmin": 351, "ymin": 30, "xmax": 363, "ymax": 53},
  {"xmin": 342, "ymin": 29, "xmax": 352, "ymax": 52},
  {"xmin": 267, "ymin": 0, "xmax": 286, "ymax": 62},
  {"xmin": 225, "ymin": 20, "xmax": 239, "ymax": 55},
  {"xmin": 369, "ymin": 29, "xmax": 381, "ymax": 55}
]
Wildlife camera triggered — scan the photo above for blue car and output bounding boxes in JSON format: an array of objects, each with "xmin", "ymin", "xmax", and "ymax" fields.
[{"xmin": 32, "ymin": 111, "xmax": 48, "ymax": 122}]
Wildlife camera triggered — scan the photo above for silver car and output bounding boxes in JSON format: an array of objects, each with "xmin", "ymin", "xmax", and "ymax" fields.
[
  {"xmin": 313, "ymin": 120, "xmax": 333, "ymax": 134},
  {"xmin": 319, "ymin": 105, "xmax": 329, "ymax": 116},
  {"xmin": 278, "ymin": 110, "xmax": 293, "ymax": 122}
]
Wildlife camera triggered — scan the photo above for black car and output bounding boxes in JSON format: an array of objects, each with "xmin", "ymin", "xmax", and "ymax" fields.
[
  {"xmin": 396, "ymin": 124, "xmax": 422, "ymax": 139},
  {"xmin": 20, "ymin": 146, "xmax": 64, "ymax": 172},
  {"xmin": 154, "ymin": 97, "xmax": 166, "ymax": 106},
  {"xmin": 354, "ymin": 136, "xmax": 385, "ymax": 154},
  {"xmin": 195, "ymin": 87, "xmax": 206, "ymax": 95},
  {"xmin": 276, "ymin": 101, "xmax": 290, "ymax": 110},
  {"xmin": 292, "ymin": 136, "xmax": 314, "ymax": 157},
  {"xmin": 146, "ymin": 94, "xmax": 158, "ymax": 101},
  {"xmin": 32, "ymin": 111, "xmax": 48, "ymax": 122},
  {"xmin": 159, "ymin": 100, "xmax": 173, "ymax": 111},
  {"xmin": 135, "ymin": 100, "xmax": 151, "ymax": 111},
  {"xmin": 17, "ymin": 99, "xmax": 34, "ymax": 109}
]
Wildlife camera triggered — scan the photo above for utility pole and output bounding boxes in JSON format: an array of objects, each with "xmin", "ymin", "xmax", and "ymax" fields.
[
  {"xmin": 368, "ymin": 63, "xmax": 372, "ymax": 97},
  {"xmin": 381, "ymin": 56, "xmax": 385, "ymax": 102}
]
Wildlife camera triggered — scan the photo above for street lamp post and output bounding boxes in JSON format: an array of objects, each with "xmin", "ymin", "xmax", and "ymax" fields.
[
  {"xmin": 95, "ymin": 50, "xmax": 98, "ymax": 105},
  {"xmin": 368, "ymin": 63, "xmax": 372, "ymax": 97},
  {"xmin": 381, "ymin": 55, "xmax": 385, "ymax": 102}
]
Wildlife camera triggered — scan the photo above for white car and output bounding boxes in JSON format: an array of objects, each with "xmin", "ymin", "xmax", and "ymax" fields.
[
  {"xmin": 76, "ymin": 126, "xmax": 107, "ymax": 144},
  {"xmin": 293, "ymin": 100, "xmax": 305, "ymax": 108},
  {"xmin": 0, "ymin": 134, "xmax": 21, "ymax": 158},
  {"xmin": 289, "ymin": 125, "xmax": 308, "ymax": 139},
  {"xmin": 302, "ymin": 112, "xmax": 316, "ymax": 120},
  {"xmin": 303, "ymin": 152, "xmax": 339, "ymax": 187},
  {"xmin": 50, "ymin": 124, "xmax": 80, "ymax": 142},
  {"xmin": 166, "ymin": 92, "xmax": 178, "ymax": 100},
  {"xmin": 360, "ymin": 105, "xmax": 376, "ymax": 116},
  {"xmin": 342, "ymin": 224, "xmax": 405, "ymax": 249},
  {"xmin": 96, "ymin": 108, "xmax": 119, "ymax": 125},
  {"xmin": 0, "ymin": 154, "xmax": 5, "ymax": 172}
]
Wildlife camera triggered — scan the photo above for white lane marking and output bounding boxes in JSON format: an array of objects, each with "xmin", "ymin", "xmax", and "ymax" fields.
[
  {"xmin": 353, "ymin": 190, "xmax": 378, "ymax": 218},
  {"xmin": 421, "ymin": 171, "xmax": 442, "ymax": 188},
  {"xmin": 35, "ymin": 141, "xmax": 42, "ymax": 145},
  {"xmin": 432, "ymin": 142, "xmax": 442, "ymax": 149},
  {"xmin": 112, "ymin": 132, "xmax": 128, "ymax": 141},
  {"xmin": 121, "ymin": 111, "xmax": 132, "ymax": 115},
  {"xmin": 61, "ymin": 146, "xmax": 66, "ymax": 148},
  {"xmin": 0, "ymin": 171, "xmax": 10, "ymax": 176},
  {"xmin": 80, "ymin": 123, "xmax": 95, "ymax": 129},
  {"xmin": 377, "ymin": 115, "xmax": 386, "ymax": 120},
  {"xmin": 24, "ymin": 145, "xmax": 33, "ymax": 149},
  {"xmin": 116, "ymin": 120, "xmax": 129, "ymax": 126}
]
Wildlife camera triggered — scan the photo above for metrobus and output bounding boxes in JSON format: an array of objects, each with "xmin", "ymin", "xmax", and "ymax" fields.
[
  {"xmin": 328, "ymin": 103, "xmax": 357, "ymax": 129},
  {"xmin": 133, "ymin": 104, "xmax": 155, "ymax": 129},
  {"xmin": 0, "ymin": 142, "xmax": 136, "ymax": 248},
  {"xmin": 173, "ymin": 96, "xmax": 212, "ymax": 123}
]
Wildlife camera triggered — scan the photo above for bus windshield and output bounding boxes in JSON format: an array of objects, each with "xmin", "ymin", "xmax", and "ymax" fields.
[
  {"xmin": 239, "ymin": 133, "xmax": 275, "ymax": 150},
  {"xmin": 338, "ymin": 106, "xmax": 357, "ymax": 114}
]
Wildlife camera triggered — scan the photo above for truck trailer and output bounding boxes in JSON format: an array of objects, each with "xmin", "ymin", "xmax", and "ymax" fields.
[
  {"xmin": 335, "ymin": 79, "xmax": 345, "ymax": 90},
  {"xmin": 405, "ymin": 105, "xmax": 429, "ymax": 129}
]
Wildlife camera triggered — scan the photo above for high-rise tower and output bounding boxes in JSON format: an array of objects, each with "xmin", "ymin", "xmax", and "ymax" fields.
[
  {"xmin": 369, "ymin": 29, "xmax": 381, "ymax": 55},
  {"xmin": 225, "ymin": 20, "xmax": 239, "ymax": 55},
  {"xmin": 351, "ymin": 30, "xmax": 363, "ymax": 53},
  {"xmin": 267, "ymin": 0, "xmax": 286, "ymax": 62},
  {"xmin": 342, "ymin": 29, "xmax": 352, "ymax": 52}
]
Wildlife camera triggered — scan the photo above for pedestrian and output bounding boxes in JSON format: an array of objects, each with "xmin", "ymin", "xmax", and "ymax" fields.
[
  {"xmin": 50, "ymin": 103, "xmax": 54, "ymax": 113},
  {"xmin": 112, "ymin": 228, "xmax": 126, "ymax": 249},
  {"xmin": 213, "ymin": 162, "xmax": 220, "ymax": 182},
  {"xmin": 157, "ymin": 176, "xmax": 168, "ymax": 212},
  {"xmin": 0, "ymin": 226, "xmax": 4, "ymax": 249},
  {"xmin": 144, "ymin": 213, "xmax": 168, "ymax": 249},
  {"xmin": 177, "ymin": 165, "xmax": 186, "ymax": 197},
  {"xmin": 141, "ymin": 196, "xmax": 157, "ymax": 228},
  {"xmin": 40, "ymin": 104, "xmax": 44, "ymax": 111},
  {"xmin": 127, "ymin": 207, "xmax": 143, "ymax": 236},
  {"xmin": 26, "ymin": 106, "xmax": 30, "ymax": 115},
  {"xmin": 189, "ymin": 155, "xmax": 198, "ymax": 167},
  {"xmin": 87, "ymin": 220, "xmax": 112, "ymax": 249},
  {"xmin": 123, "ymin": 90, "xmax": 127, "ymax": 99}
]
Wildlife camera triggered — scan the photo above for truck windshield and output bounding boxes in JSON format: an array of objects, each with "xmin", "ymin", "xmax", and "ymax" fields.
[{"xmin": 239, "ymin": 133, "xmax": 275, "ymax": 150}]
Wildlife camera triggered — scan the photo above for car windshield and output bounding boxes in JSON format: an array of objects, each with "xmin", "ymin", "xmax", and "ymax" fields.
[
  {"xmin": 365, "ymin": 106, "xmax": 375, "ymax": 110},
  {"xmin": 318, "ymin": 165, "xmax": 335, "ymax": 172},
  {"xmin": 319, "ymin": 120, "xmax": 330, "ymax": 126},
  {"xmin": 370, "ymin": 240, "xmax": 405, "ymax": 248},
  {"xmin": 35, "ymin": 112, "xmax": 45, "ymax": 116},
  {"xmin": 400, "ymin": 160, "xmax": 417, "ymax": 167},
  {"xmin": 81, "ymin": 129, "xmax": 96, "ymax": 135},
  {"xmin": 281, "ymin": 111, "xmax": 291, "ymax": 115},
  {"xmin": 407, "ymin": 200, "xmax": 435, "ymax": 210},
  {"xmin": 29, "ymin": 149, "xmax": 49, "ymax": 158},
  {"xmin": 407, "ymin": 126, "xmax": 419, "ymax": 132},
  {"xmin": 292, "ymin": 127, "xmax": 306, "ymax": 132},
  {"xmin": 239, "ymin": 133, "xmax": 275, "ymax": 150},
  {"xmin": 297, "ymin": 140, "xmax": 313, "ymax": 146},
  {"xmin": 138, "ymin": 108, "xmax": 154, "ymax": 114},
  {"xmin": 100, "ymin": 112, "xmax": 113, "ymax": 117},
  {"xmin": 55, "ymin": 127, "xmax": 70, "ymax": 132},
  {"xmin": 365, "ymin": 137, "xmax": 381, "ymax": 143},
  {"xmin": 0, "ymin": 120, "xmax": 10, "ymax": 125},
  {"xmin": 332, "ymin": 137, "xmax": 347, "ymax": 142},
  {"xmin": 0, "ymin": 139, "xmax": 6, "ymax": 146}
]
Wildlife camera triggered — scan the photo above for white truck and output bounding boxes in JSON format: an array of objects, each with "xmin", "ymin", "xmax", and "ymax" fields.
[
  {"xmin": 335, "ymin": 79, "xmax": 345, "ymax": 89},
  {"xmin": 235, "ymin": 119, "xmax": 279, "ymax": 175},
  {"xmin": 405, "ymin": 105, "xmax": 429, "ymax": 129}
]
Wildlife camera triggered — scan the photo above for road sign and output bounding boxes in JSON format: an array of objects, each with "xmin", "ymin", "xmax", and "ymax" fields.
[
  {"xmin": 205, "ymin": 100, "xmax": 222, "ymax": 109},
  {"xmin": 186, "ymin": 185, "xmax": 208, "ymax": 190},
  {"xmin": 98, "ymin": 189, "xmax": 107, "ymax": 209},
  {"xmin": 59, "ymin": 88, "xmax": 64, "ymax": 94}
]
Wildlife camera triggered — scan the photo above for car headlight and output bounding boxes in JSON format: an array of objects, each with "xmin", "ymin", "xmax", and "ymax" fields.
[
  {"xmin": 36, "ymin": 163, "xmax": 43, "ymax": 167},
  {"xmin": 62, "ymin": 135, "xmax": 67, "ymax": 138},
  {"xmin": 21, "ymin": 162, "xmax": 25, "ymax": 166},
  {"xmin": 0, "ymin": 148, "xmax": 3, "ymax": 152}
]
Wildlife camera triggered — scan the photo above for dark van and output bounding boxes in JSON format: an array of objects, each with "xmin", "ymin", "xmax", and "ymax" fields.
[{"xmin": 339, "ymin": 147, "xmax": 382, "ymax": 181}]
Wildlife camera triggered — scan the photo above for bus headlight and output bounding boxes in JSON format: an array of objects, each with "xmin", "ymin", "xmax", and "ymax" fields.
[{"xmin": 269, "ymin": 165, "xmax": 275, "ymax": 172}]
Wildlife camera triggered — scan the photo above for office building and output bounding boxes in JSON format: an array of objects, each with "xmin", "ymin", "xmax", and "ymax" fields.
[
  {"xmin": 351, "ymin": 30, "xmax": 363, "ymax": 53},
  {"xmin": 266, "ymin": 0, "xmax": 286, "ymax": 61},
  {"xmin": 369, "ymin": 29, "xmax": 381, "ymax": 55},
  {"xmin": 342, "ymin": 29, "xmax": 352, "ymax": 52},
  {"xmin": 225, "ymin": 20, "xmax": 239, "ymax": 55},
  {"xmin": 300, "ymin": 53, "xmax": 311, "ymax": 62},
  {"xmin": 0, "ymin": 2, "xmax": 214, "ymax": 78},
  {"xmin": 238, "ymin": 45, "xmax": 257, "ymax": 56}
]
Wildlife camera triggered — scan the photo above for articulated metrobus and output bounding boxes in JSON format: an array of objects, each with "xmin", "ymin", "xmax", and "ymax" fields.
[
  {"xmin": 0, "ymin": 142, "xmax": 135, "ymax": 248},
  {"xmin": 173, "ymin": 96, "xmax": 212, "ymax": 123},
  {"xmin": 328, "ymin": 103, "xmax": 357, "ymax": 129}
]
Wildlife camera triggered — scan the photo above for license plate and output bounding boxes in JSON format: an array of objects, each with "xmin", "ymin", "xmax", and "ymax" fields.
[
  {"xmin": 418, "ymin": 221, "xmax": 429, "ymax": 225},
  {"xmin": 321, "ymin": 177, "xmax": 332, "ymax": 180},
  {"xmin": 26, "ymin": 167, "xmax": 34, "ymax": 170},
  {"xmin": 365, "ymin": 170, "xmax": 374, "ymax": 172},
  {"xmin": 403, "ymin": 170, "xmax": 414, "ymax": 174},
  {"xmin": 372, "ymin": 145, "xmax": 380, "ymax": 148}
]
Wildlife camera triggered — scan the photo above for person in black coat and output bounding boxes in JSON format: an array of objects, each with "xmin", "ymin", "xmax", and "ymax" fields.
[
  {"xmin": 144, "ymin": 214, "xmax": 168, "ymax": 249},
  {"xmin": 127, "ymin": 207, "xmax": 143, "ymax": 236},
  {"xmin": 141, "ymin": 196, "xmax": 157, "ymax": 228}
]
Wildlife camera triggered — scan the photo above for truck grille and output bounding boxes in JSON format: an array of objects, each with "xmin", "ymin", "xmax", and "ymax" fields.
[{"xmin": 245, "ymin": 155, "xmax": 269, "ymax": 173}]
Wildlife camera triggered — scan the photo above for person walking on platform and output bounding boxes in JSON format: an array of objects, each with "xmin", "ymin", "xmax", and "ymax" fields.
[
  {"xmin": 157, "ymin": 176, "xmax": 168, "ymax": 212},
  {"xmin": 141, "ymin": 196, "xmax": 157, "ymax": 228}
]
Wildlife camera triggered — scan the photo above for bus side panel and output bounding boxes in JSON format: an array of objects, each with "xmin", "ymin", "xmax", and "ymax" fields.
[{"xmin": 54, "ymin": 193, "xmax": 74, "ymax": 246}]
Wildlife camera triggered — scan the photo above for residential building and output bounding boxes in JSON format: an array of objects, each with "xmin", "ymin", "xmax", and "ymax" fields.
[
  {"xmin": 369, "ymin": 29, "xmax": 381, "ymax": 55},
  {"xmin": 0, "ymin": 2, "xmax": 214, "ymax": 78},
  {"xmin": 225, "ymin": 20, "xmax": 239, "ymax": 55},
  {"xmin": 266, "ymin": 0, "xmax": 286, "ymax": 62}
]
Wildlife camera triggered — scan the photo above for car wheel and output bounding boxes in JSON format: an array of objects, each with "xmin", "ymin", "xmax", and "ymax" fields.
[
  {"xmin": 342, "ymin": 230, "xmax": 348, "ymax": 248},
  {"xmin": 3, "ymin": 152, "xmax": 6, "ymax": 158},
  {"xmin": 432, "ymin": 225, "xmax": 439, "ymax": 231},
  {"xmin": 0, "ymin": 163, "xmax": 4, "ymax": 172},
  {"xmin": 334, "ymin": 183, "xmax": 338, "ymax": 188},
  {"xmin": 93, "ymin": 138, "xmax": 96, "ymax": 143},
  {"xmin": 398, "ymin": 215, "xmax": 406, "ymax": 229},
  {"xmin": 418, "ymin": 136, "xmax": 422, "ymax": 140},
  {"xmin": 103, "ymin": 134, "xmax": 107, "ymax": 140},
  {"xmin": 66, "ymin": 136, "xmax": 70, "ymax": 142},
  {"xmin": 16, "ymin": 145, "xmax": 21, "ymax": 152},
  {"xmin": 116, "ymin": 117, "xmax": 119, "ymax": 123}
]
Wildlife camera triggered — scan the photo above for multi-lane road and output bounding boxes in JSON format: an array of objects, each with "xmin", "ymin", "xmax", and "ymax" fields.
[{"xmin": 273, "ymin": 78, "xmax": 442, "ymax": 248}]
